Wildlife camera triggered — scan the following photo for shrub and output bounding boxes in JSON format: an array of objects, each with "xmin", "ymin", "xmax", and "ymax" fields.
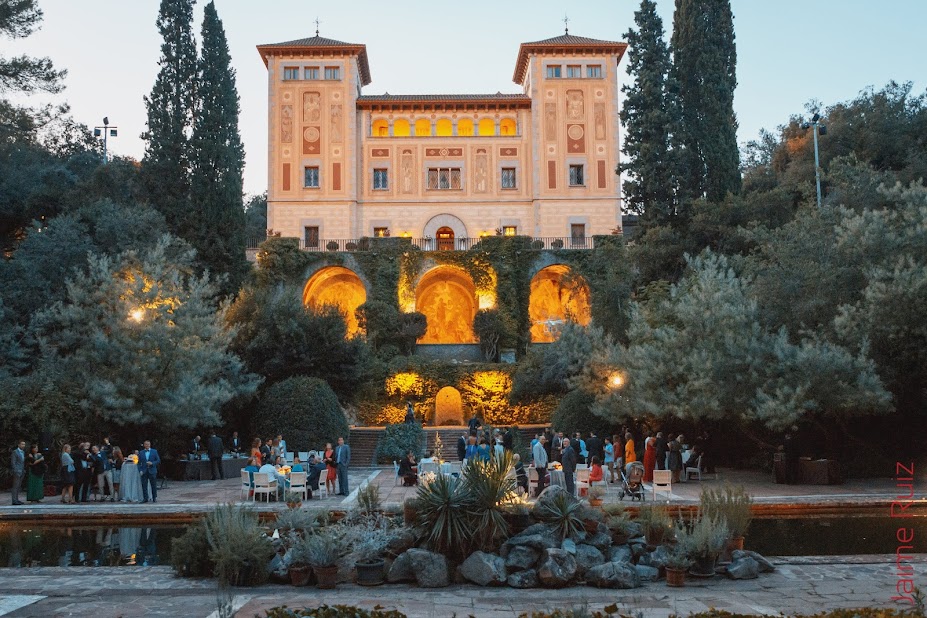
[
  {"xmin": 203, "ymin": 504, "xmax": 275, "ymax": 587},
  {"xmin": 255, "ymin": 377, "xmax": 347, "ymax": 451},
  {"xmin": 170, "ymin": 519, "xmax": 212, "ymax": 577},
  {"xmin": 535, "ymin": 491, "xmax": 584, "ymax": 540},
  {"xmin": 414, "ymin": 472, "xmax": 475, "ymax": 558},
  {"xmin": 700, "ymin": 485, "xmax": 753, "ymax": 538},
  {"xmin": 375, "ymin": 421, "xmax": 424, "ymax": 463},
  {"xmin": 473, "ymin": 309, "xmax": 514, "ymax": 362},
  {"xmin": 356, "ymin": 482, "xmax": 382, "ymax": 514},
  {"xmin": 462, "ymin": 452, "xmax": 518, "ymax": 551},
  {"xmin": 304, "ymin": 528, "xmax": 344, "ymax": 568},
  {"xmin": 675, "ymin": 513, "xmax": 728, "ymax": 562}
]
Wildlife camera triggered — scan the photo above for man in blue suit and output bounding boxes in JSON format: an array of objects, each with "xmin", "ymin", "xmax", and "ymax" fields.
[{"xmin": 138, "ymin": 440, "xmax": 161, "ymax": 503}]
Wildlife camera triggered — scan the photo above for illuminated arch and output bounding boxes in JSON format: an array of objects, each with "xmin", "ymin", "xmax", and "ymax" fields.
[
  {"xmin": 415, "ymin": 266, "xmax": 477, "ymax": 344},
  {"xmin": 436, "ymin": 118, "xmax": 453, "ymax": 136},
  {"xmin": 500, "ymin": 118, "xmax": 517, "ymax": 136},
  {"xmin": 393, "ymin": 119, "xmax": 411, "ymax": 137},
  {"xmin": 457, "ymin": 118, "xmax": 474, "ymax": 136},
  {"xmin": 478, "ymin": 118, "xmax": 495, "ymax": 136},
  {"xmin": 414, "ymin": 119, "xmax": 431, "ymax": 137},
  {"xmin": 303, "ymin": 266, "xmax": 367, "ymax": 337},
  {"xmin": 529, "ymin": 265, "xmax": 592, "ymax": 342},
  {"xmin": 372, "ymin": 119, "xmax": 388, "ymax": 137},
  {"xmin": 434, "ymin": 386, "xmax": 464, "ymax": 425}
]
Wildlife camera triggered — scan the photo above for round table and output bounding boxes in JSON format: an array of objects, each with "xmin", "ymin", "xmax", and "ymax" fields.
[
  {"xmin": 549, "ymin": 469, "xmax": 566, "ymax": 488},
  {"xmin": 119, "ymin": 463, "xmax": 142, "ymax": 502}
]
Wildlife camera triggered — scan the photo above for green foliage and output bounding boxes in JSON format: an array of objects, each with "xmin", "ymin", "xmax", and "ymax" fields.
[
  {"xmin": 356, "ymin": 300, "xmax": 425, "ymax": 355},
  {"xmin": 534, "ymin": 491, "xmax": 584, "ymax": 540},
  {"xmin": 675, "ymin": 512, "xmax": 728, "ymax": 560},
  {"xmin": 635, "ymin": 503, "xmax": 673, "ymax": 538},
  {"xmin": 551, "ymin": 389, "xmax": 612, "ymax": 437},
  {"xmin": 462, "ymin": 452, "xmax": 517, "ymax": 550},
  {"xmin": 255, "ymin": 376, "xmax": 347, "ymax": 451},
  {"xmin": 265, "ymin": 605, "xmax": 407, "ymax": 618},
  {"xmin": 273, "ymin": 507, "xmax": 318, "ymax": 533},
  {"xmin": 669, "ymin": 610, "xmax": 925, "ymax": 618},
  {"xmin": 244, "ymin": 193, "xmax": 268, "ymax": 239},
  {"xmin": 473, "ymin": 309, "xmax": 514, "ymax": 362},
  {"xmin": 356, "ymin": 482, "xmax": 382, "ymax": 514},
  {"xmin": 303, "ymin": 528, "xmax": 344, "ymax": 568},
  {"xmin": 699, "ymin": 485, "xmax": 752, "ymax": 538},
  {"xmin": 189, "ymin": 1, "xmax": 247, "ymax": 295},
  {"xmin": 0, "ymin": 0, "xmax": 65, "ymax": 95},
  {"xmin": 29, "ymin": 238, "xmax": 259, "ymax": 431},
  {"xmin": 375, "ymin": 422, "xmax": 423, "ymax": 463},
  {"xmin": 413, "ymin": 472, "xmax": 473, "ymax": 558},
  {"xmin": 170, "ymin": 519, "xmax": 212, "ymax": 577},
  {"xmin": 203, "ymin": 504, "xmax": 275, "ymax": 586}
]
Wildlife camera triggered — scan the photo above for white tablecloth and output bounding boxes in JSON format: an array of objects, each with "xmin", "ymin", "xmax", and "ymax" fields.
[
  {"xmin": 119, "ymin": 463, "xmax": 143, "ymax": 502},
  {"xmin": 549, "ymin": 469, "xmax": 566, "ymax": 487}
]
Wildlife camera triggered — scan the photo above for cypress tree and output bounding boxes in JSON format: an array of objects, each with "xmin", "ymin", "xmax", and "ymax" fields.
[
  {"xmin": 190, "ymin": 1, "xmax": 247, "ymax": 294},
  {"xmin": 671, "ymin": 0, "xmax": 741, "ymax": 203},
  {"xmin": 141, "ymin": 0, "xmax": 197, "ymax": 239},
  {"xmin": 620, "ymin": 0, "xmax": 681, "ymax": 224}
]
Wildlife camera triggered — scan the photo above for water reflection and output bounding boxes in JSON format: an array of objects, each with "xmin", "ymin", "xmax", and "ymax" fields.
[{"xmin": 0, "ymin": 526, "xmax": 179, "ymax": 567}]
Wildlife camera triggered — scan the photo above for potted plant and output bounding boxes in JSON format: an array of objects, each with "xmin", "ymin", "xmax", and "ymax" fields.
[
  {"xmin": 306, "ymin": 529, "xmax": 343, "ymax": 589},
  {"xmin": 283, "ymin": 490, "xmax": 303, "ymax": 510},
  {"xmin": 701, "ymin": 485, "xmax": 752, "ymax": 560},
  {"xmin": 326, "ymin": 240, "xmax": 339, "ymax": 251},
  {"xmin": 287, "ymin": 537, "xmax": 314, "ymax": 586},
  {"xmin": 587, "ymin": 485, "xmax": 606, "ymax": 507},
  {"xmin": 551, "ymin": 238, "xmax": 564, "ymax": 249},
  {"xmin": 352, "ymin": 527, "xmax": 394, "ymax": 586},
  {"xmin": 356, "ymin": 483, "xmax": 382, "ymax": 516},
  {"xmin": 531, "ymin": 239, "xmax": 545, "ymax": 250},
  {"xmin": 664, "ymin": 545, "xmax": 691, "ymax": 587},
  {"xmin": 202, "ymin": 505, "xmax": 275, "ymax": 587},
  {"xmin": 678, "ymin": 513, "xmax": 728, "ymax": 578},
  {"xmin": 637, "ymin": 504, "xmax": 673, "ymax": 548}
]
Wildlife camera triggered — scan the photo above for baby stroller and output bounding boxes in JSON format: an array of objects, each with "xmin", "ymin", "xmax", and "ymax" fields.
[{"xmin": 618, "ymin": 461, "xmax": 646, "ymax": 501}]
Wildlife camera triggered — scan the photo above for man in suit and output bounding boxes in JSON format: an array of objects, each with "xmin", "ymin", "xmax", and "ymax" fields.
[
  {"xmin": 207, "ymin": 431, "xmax": 225, "ymax": 480},
  {"xmin": 456, "ymin": 434, "xmax": 467, "ymax": 461},
  {"xmin": 229, "ymin": 431, "xmax": 242, "ymax": 455},
  {"xmin": 10, "ymin": 440, "xmax": 25, "ymax": 505},
  {"xmin": 532, "ymin": 434, "xmax": 548, "ymax": 498},
  {"xmin": 502, "ymin": 428, "xmax": 514, "ymax": 451},
  {"xmin": 551, "ymin": 432, "xmax": 564, "ymax": 462},
  {"xmin": 260, "ymin": 438, "xmax": 272, "ymax": 465},
  {"xmin": 586, "ymin": 431, "xmax": 603, "ymax": 465},
  {"xmin": 561, "ymin": 438, "xmax": 577, "ymax": 496},
  {"xmin": 139, "ymin": 440, "xmax": 161, "ymax": 503},
  {"xmin": 335, "ymin": 436, "xmax": 350, "ymax": 496},
  {"xmin": 305, "ymin": 453, "xmax": 326, "ymax": 492},
  {"xmin": 191, "ymin": 435, "xmax": 202, "ymax": 458}
]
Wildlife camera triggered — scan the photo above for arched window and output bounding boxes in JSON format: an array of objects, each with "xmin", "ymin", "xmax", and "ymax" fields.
[
  {"xmin": 499, "ymin": 118, "xmax": 517, "ymax": 136},
  {"xmin": 478, "ymin": 118, "xmax": 495, "ymax": 136},
  {"xmin": 372, "ymin": 119, "xmax": 388, "ymax": 137},
  {"xmin": 436, "ymin": 118, "xmax": 453, "ymax": 136},
  {"xmin": 414, "ymin": 119, "xmax": 431, "ymax": 137},
  {"xmin": 457, "ymin": 118, "xmax": 474, "ymax": 136},
  {"xmin": 393, "ymin": 119, "xmax": 411, "ymax": 137}
]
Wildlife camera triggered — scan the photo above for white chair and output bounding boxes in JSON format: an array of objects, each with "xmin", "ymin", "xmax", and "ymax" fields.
[
  {"xmin": 527, "ymin": 467, "xmax": 539, "ymax": 494},
  {"xmin": 652, "ymin": 470, "xmax": 672, "ymax": 501},
  {"xmin": 576, "ymin": 463, "xmax": 589, "ymax": 471},
  {"xmin": 298, "ymin": 451, "xmax": 309, "ymax": 463},
  {"xmin": 393, "ymin": 461, "xmax": 402, "ymax": 486},
  {"xmin": 419, "ymin": 461, "xmax": 439, "ymax": 478},
  {"xmin": 288, "ymin": 471, "xmax": 308, "ymax": 501},
  {"xmin": 252, "ymin": 472, "xmax": 277, "ymax": 503},
  {"xmin": 576, "ymin": 468, "xmax": 591, "ymax": 496},
  {"xmin": 240, "ymin": 469, "xmax": 252, "ymax": 500},
  {"xmin": 685, "ymin": 455, "xmax": 703, "ymax": 482},
  {"xmin": 285, "ymin": 451, "xmax": 295, "ymax": 464}
]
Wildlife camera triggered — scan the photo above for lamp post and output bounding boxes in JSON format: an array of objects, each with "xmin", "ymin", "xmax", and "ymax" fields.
[
  {"xmin": 93, "ymin": 117, "xmax": 118, "ymax": 164},
  {"xmin": 808, "ymin": 113, "xmax": 827, "ymax": 208}
]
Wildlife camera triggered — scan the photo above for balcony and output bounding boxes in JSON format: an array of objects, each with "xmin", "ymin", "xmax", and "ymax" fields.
[{"xmin": 246, "ymin": 235, "xmax": 610, "ymax": 254}]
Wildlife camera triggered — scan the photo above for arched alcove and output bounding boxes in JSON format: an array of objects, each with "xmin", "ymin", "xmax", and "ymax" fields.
[
  {"xmin": 303, "ymin": 266, "xmax": 367, "ymax": 337},
  {"xmin": 414, "ymin": 118, "xmax": 431, "ymax": 137},
  {"xmin": 436, "ymin": 118, "xmax": 453, "ymax": 136},
  {"xmin": 529, "ymin": 265, "xmax": 592, "ymax": 342},
  {"xmin": 416, "ymin": 266, "xmax": 477, "ymax": 344},
  {"xmin": 434, "ymin": 386, "xmax": 464, "ymax": 425},
  {"xmin": 393, "ymin": 119, "xmax": 411, "ymax": 137},
  {"xmin": 372, "ymin": 119, "xmax": 388, "ymax": 137},
  {"xmin": 457, "ymin": 118, "xmax": 474, "ymax": 136}
]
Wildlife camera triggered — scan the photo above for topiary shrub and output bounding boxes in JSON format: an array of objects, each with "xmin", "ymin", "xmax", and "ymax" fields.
[
  {"xmin": 473, "ymin": 309, "xmax": 514, "ymax": 362},
  {"xmin": 551, "ymin": 389, "xmax": 613, "ymax": 437},
  {"xmin": 375, "ymin": 422, "xmax": 424, "ymax": 463},
  {"xmin": 255, "ymin": 377, "xmax": 348, "ymax": 451}
]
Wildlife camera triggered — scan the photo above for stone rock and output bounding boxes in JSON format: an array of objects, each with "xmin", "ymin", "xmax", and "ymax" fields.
[
  {"xmin": 501, "ymin": 525, "xmax": 560, "ymax": 557},
  {"xmin": 732, "ymin": 550, "xmax": 775, "ymax": 573},
  {"xmin": 406, "ymin": 548, "xmax": 450, "ymax": 588},
  {"xmin": 585, "ymin": 561, "xmax": 641, "ymax": 589},
  {"xmin": 586, "ymin": 531, "xmax": 612, "ymax": 553},
  {"xmin": 537, "ymin": 548, "xmax": 578, "ymax": 588},
  {"xmin": 574, "ymin": 544, "xmax": 605, "ymax": 577},
  {"xmin": 535, "ymin": 485, "xmax": 577, "ymax": 507},
  {"xmin": 639, "ymin": 545, "xmax": 670, "ymax": 570},
  {"xmin": 608, "ymin": 545, "xmax": 632, "ymax": 563},
  {"xmin": 505, "ymin": 545, "xmax": 540, "ymax": 571},
  {"xmin": 727, "ymin": 555, "xmax": 760, "ymax": 580},
  {"xmin": 628, "ymin": 537, "xmax": 649, "ymax": 558},
  {"xmin": 634, "ymin": 564, "xmax": 660, "ymax": 582},
  {"xmin": 386, "ymin": 551, "xmax": 415, "ymax": 583},
  {"xmin": 507, "ymin": 569, "xmax": 540, "ymax": 588},
  {"xmin": 624, "ymin": 522, "xmax": 644, "ymax": 538},
  {"xmin": 460, "ymin": 551, "xmax": 507, "ymax": 586},
  {"xmin": 561, "ymin": 538, "xmax": 577, "ymax": 554},
  {"xmin": 387, "ymin": 529, "xmax": 417, "ymax": 556},
  {"xmin": 268, "ymin": 553, "xmax": 286, "ymax": 577}
]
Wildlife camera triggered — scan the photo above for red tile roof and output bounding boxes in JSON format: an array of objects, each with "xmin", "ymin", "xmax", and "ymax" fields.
[{"xmin": 513, "ymin": 33, "xmax": 627, "ymax": 85}]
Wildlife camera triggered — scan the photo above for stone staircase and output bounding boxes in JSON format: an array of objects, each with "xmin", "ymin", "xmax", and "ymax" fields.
[{"xmin": 347, "ymin": 428, "xmax": 383, "ymax": 466}]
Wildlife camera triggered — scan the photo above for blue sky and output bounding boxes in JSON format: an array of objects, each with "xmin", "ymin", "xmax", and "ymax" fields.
[{"xmin": 8, "ymin": 0, "xmax": 926, "ymax": 196}]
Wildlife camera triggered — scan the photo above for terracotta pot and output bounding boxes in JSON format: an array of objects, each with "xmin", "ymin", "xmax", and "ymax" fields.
[
  {"xmin": 583, "ymin": 519, "xmax": 599, "ymax": 535},
  {"xmin": 588, "ymin": 498, "xmax": 603, "ymax": 507},
  {"xmin": 665, "ymin": 567, "xmax": 686, "ymax": 587},
  {"xmin": 314, "ymin": 564, "xmax": 339, "ymax": 589},
  {"xmin": 355, "ymin": 558, "xmax": 385, "ymax": 586},
  {"xmin": 403, "ymin": 502, "xmax": 417, "ymax": 527},
  {"xmin": 645, "ymin": 526, "xmax": 666, "ymax": 547},
  {"xmin": 689, "ymin": 554, "xmax": 717, "ymax": 577},
  {"xmin": 720, "ymin": 535, "xmax": 744, "ymax": 563},
  {"xmin": 288, "ymin": 565, "xmax": 312, "ymax": 586}
]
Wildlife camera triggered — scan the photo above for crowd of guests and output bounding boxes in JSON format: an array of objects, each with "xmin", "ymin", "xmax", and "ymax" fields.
[{"xmin": 241, "ymin": 435, "xmax": 352, "ymax": 498}]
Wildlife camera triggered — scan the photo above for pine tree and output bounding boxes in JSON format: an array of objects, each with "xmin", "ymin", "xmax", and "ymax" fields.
[
  {"xmin": 620, "ymin": 0, "xmax": 680, "ymax": 224},
  {"xmin": 671, "ymin": 0, "xmax": 741, "ymax": 204},
  {"xmin": 190, "ymin": 1, "xmax": 247, "ymax": 294},
  {"xmin": 140, "ymin": 0, "xmax": 197, "ymax": 239}
]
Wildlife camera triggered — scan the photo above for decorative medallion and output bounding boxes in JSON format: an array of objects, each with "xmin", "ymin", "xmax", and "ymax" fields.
[
  {"xmin": 371, "ymin": 148, "xmax": 390, "ymax": 158},
  {"xmin": 425, "ymin": 147, "xmax": 463, "ymax": 157},
  {"xmin": 283, "ymin": 148, "xmax": 291, "ymax": 157},
  {"xmin": 568, "ymin": 125, "xmax": 584, "ymax": 140},
  {"xmin": 283, "ymin": 92, "xmax": 291, "ymax": 101},
  {"xmin": 332, "ymin": 147, "xmax": 342, "ymax": 157},
  {"xmin": 499, "ymin": 147, "xmax": 518, "ymax": 157},
  {"xmin": 304, "ymin": 127, "xmax": 320, "ymax": 142},
  {"xmin": 567, "ymin": 124, "xmax": 586, "ymax": 153}
]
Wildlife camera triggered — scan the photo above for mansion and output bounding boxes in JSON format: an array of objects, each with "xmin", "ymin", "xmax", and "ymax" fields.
[{"xmin": 257, "ymin": 30, "xmax": 627, "ymax": 249}]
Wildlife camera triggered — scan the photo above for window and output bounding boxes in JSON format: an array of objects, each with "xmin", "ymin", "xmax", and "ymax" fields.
[
  {"xmin": 303, "ymin": 226, "xmax": 319, "ymax": 249},
  {"xmin": 304, "ymin": 67, "xmax": 319, "ymax": 80},
  {"xmin": 571, "ymin": 224, "xmax": 586, "ymax": 245},
  {"xmin": 373, "ymin": 168, "xmax": 388, "ymax": 190},
  {"xmin": 283, "ymin": 67, "xmax": 299, "ymax": 80},
  {"xmin": 566, "ymin": 65, "xmax": 581, "ymax": 78},
  {"xmin": 501, "ymin": 168, "xmax": 517, "ymax": 189},
  {"xmin": 503, "ymin": 226, "xmax": 517, "ymax": 237},
  {"xmin": 304, "ymin": 166, "xmax": 320, "ymax": 188},
  {"xmin": 587, "ymin": 65, "xmax": 602, "ymax": 78},
  {"xmin": 569, "ymin": 164, "xmax": 585, "ymax": 186},
  {"xmin": 373, "ymin": 227, "xmax": 389, "ymax": 238},
  {"xmin": 546, "ymin": 65, "xmax": 562, "ymax": 78},
  {"xmin": 427, "ymin": 167, "xmax": 461, "ymax": 190},
  {"xmin": 324, "ymin": 66, "xmax": 340, "ymax": 80}
]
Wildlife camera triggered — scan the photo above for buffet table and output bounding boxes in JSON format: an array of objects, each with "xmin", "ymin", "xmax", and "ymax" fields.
[
  {"xmin": 173, "ymin": 455, "xmax": 250, "ymax": 481},
  {"xmin": 799, "ymin": 458, "xmax": 842, "ymax": 485}
]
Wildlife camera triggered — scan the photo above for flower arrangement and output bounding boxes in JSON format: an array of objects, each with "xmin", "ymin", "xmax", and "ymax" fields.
[
  {"xmin": 127, "ymin": 454, "xmax": 139, "ymax": 464},
  {"xmin": 549, "ymin": 462, "xmax": 562, "ymax": 470},
  {"xmin": 419, "ymin": 471, "xmax": 437, "ymax": 487},
  {"xmin": 278, "ymin": 465, "xmax": 292, "ymax": 476}
]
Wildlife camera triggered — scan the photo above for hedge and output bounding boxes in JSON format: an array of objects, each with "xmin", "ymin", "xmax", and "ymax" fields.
[{"xmin": 254, "ymin": 376, "xmax": 348, "ymax": 452}]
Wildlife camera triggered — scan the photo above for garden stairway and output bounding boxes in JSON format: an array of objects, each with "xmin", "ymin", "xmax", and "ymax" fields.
[{"xmin": 347, "ymin": 428, "xmax": 383, "ymax": 466}]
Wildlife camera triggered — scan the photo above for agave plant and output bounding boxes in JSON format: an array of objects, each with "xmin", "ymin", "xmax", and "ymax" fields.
[
  {"xmin": 462, "ymin": 451, "xmax": 518, "ymax": 551},
  {"xmin": 535, "ymin": 492, "xmax": 584, "ymax": 540},
  {"xmin": 413, "ymin": 471, "xmax": 475, "ymax": 557}
]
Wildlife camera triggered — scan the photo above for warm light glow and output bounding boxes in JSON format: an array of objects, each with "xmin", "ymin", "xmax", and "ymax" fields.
[
  {"xmin": 610, "ymin": 373, "xmax": 625, "ymax": 389},
  {"xmin": 416, "ymin": 266, "xmax": 478, "ymax": 343},
  {"xmin": 303, "ymin": 267, "xmax": 367, "ymax": 337},
  {"xmin": 129, "ymin": 308, "xmax": 145, "ymax": 323},
  {"xmin": 385, "ymin": 372, "xmax": 426, "ymax": 398},
  {"xmin": 402, "ymin": 231, "xmax": 410, "ymax": 238},
  {"xmin": 529, "ymin": 265, "xmax": 592, "ymax": 342}
]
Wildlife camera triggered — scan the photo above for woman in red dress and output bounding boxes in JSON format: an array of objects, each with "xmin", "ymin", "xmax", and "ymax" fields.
[
  {"xmin": 323, "ymin": 442, "xmax": 337, "ymax": 495},
  {"xmin": 642, "ymin": 432, "xmax": 657, "ymax": 482}
]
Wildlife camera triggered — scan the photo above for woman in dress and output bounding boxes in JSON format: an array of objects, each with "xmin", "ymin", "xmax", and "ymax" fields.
[
  {"xmin": 476, "ymin": 438, "xmax": 491, "ymax": 462},
  {"xmin": 623, "ymin": 432, "xmax": 637, "ymax": 476},
  {"xmin": 323, "ymin": 442, "xmax": 337, "ymax": 495},
  {"xmin": 59, "ymin": 444, "xmax": 76, "ymax": 504},
  {"xmin": 26, "ymin": 444, "xmax": 46, "ymax": 502},
  {"xmin": 398, "ymin": 451, "xmax": 418, "ymax": 486},
  {"xmin": 613, "ymin": 434, "xmax": 624, "ymax": 481},
  {"xmin": 642, "ymin": 432, "xmax": 657, "ymax": 483},
  {"xmin": 250, "ymin": 438, "xmax": 262, "ymax": 464}
]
